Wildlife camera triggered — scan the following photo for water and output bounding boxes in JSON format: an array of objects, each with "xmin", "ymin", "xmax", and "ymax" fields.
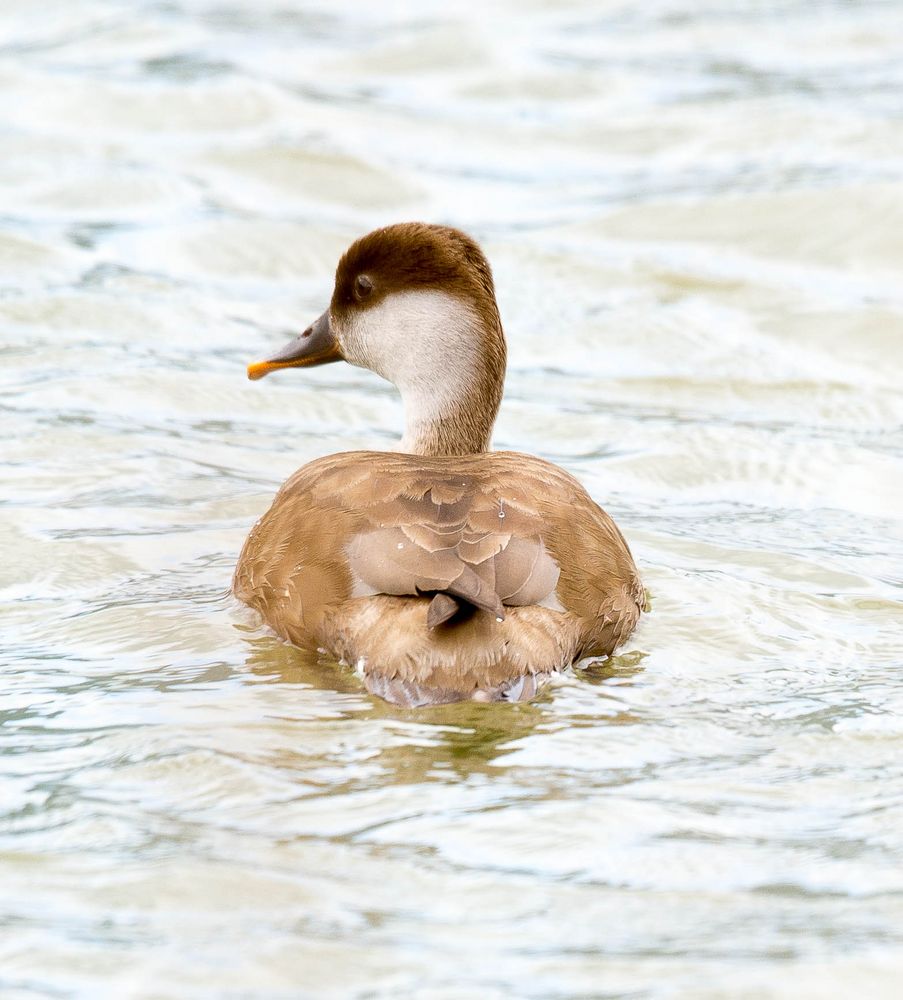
[{"xmin": 2, "ymin": 1, "xmax": 902, "ymax": 996}]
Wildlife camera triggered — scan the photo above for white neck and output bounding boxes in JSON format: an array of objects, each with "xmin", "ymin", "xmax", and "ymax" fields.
[{"xmin": 341, "ymin": 289, "xmax": 501, "ymax": 456}]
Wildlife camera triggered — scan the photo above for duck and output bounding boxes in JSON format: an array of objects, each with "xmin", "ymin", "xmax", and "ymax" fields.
[{"xmin": 233, "ymin": 222, "xmax": 643, "ymax": 706}]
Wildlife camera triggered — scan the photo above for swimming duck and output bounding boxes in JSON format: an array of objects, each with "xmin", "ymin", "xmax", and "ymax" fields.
[{"xmin": 234, "ymin": 222, "xmax": 643, "ymax": 706}]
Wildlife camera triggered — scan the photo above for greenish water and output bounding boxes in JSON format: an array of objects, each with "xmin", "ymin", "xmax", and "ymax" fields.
[{"xmin": 2, "ymin": 1, "xmax": 902, "ymax": 997}]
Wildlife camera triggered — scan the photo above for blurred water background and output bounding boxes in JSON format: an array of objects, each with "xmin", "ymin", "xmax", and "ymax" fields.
[{"xmin": 2, "ymin": 1, "xmax": 902, "ymax": 997}]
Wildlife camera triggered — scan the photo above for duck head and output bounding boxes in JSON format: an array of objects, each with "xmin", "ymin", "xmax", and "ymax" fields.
[{"xmin": 247, "ymin": 222, "xmax": 507, "ymax": 456}]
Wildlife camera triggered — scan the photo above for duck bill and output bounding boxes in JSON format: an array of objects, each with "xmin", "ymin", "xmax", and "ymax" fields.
[{"xmin": 247, "ymin": 310, "xmax": 343, "ymax": 380}]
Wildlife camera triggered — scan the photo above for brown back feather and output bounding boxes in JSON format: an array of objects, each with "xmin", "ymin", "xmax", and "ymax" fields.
[{"xmin": 234, "ymin": 450, "xmax": 642, "ymax": 701}]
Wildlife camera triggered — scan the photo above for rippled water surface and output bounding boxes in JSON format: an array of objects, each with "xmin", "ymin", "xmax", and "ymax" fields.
[{"xmin": 3, "ymin": 1, "xmax": 903, "ymax": 996}]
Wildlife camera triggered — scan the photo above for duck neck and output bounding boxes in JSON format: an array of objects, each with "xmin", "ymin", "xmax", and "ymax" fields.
[
  {"xmin": 398, "ymin": 351, "xmax": 504, "ymax": 457},
  {"xmin": 399, "ymin": 400, "xmax": 494, "ymax": 456},
  {"xmin": 353, "ymin": 288, "xmax": 506, "ymax": 457}
]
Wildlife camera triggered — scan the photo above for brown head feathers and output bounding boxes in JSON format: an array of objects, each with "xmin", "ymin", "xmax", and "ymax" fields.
[
  {"xmin": 330, "ymin": 222, "xmax": 508, "ymax": 457},
  {"xmin": 333, "ymin": 222, "xmax": 501, "ymax": 325}
]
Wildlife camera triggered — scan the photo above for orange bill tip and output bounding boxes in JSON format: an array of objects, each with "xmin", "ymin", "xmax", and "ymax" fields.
[
  {"xmin": 247, "ymin": 360, "xmax": 279, "ymax": 380},
  {"xmin": 245, "ymin": 314, "xmax": 343, "ymax": 382}
]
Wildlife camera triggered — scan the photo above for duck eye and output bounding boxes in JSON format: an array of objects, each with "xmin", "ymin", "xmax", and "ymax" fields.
[{"xmin": 354, "ymin": 274, "xmax": 373, "ymax": 300}]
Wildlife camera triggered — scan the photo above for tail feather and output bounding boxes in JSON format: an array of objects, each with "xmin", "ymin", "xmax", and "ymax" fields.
[
  {"xmin": 445, "ymin": 565, "xmax": 506, "ymax": 621},
  {"xmin": 325, "ymin": 595, "xmax": 580, "ymax": 706},
  {"xmin": 426, "ymin": 592, "xmax": 461, "ymax": 628}
]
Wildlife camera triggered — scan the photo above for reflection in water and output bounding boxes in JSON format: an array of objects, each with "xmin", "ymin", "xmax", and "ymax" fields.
[
  {"xmin": 243, "ymin": 633, "xmax": 558, "ymax": 779},
  {"xmin": 2, "ymin": 0, "xmax": 903, "ymax": 996}
]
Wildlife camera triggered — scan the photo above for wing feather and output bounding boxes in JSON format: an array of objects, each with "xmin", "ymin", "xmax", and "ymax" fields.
[{"xmin": 234, "ymin": 449, "xmax": 643, "ymax": 666}]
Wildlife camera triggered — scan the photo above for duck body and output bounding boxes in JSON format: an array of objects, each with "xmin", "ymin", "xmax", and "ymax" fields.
[
  {"xmin": 235, "ymin": 449, "xmax": 642, "ymax": 705},
  {"xmin": 234, "ymin": 222, "xmax": 642, "ymax": 705}
]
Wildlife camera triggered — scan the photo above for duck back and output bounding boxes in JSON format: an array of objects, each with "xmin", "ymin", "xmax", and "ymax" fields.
[{"xmin": 234, "ymin": 451, "xmax": 642, "ymax": 705}]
